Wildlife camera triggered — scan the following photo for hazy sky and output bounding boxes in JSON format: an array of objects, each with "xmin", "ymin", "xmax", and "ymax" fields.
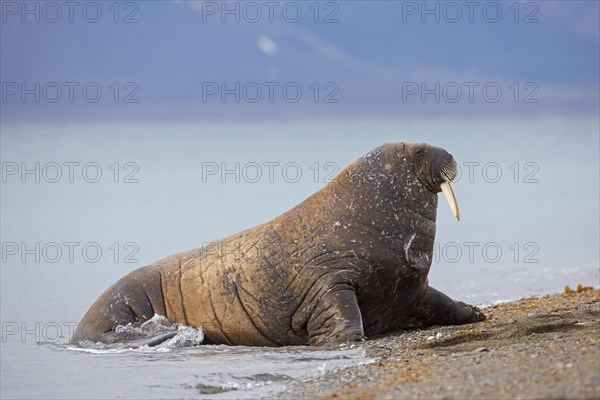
[{"xmin": 1, "ymin": 0, "xmax": 599, "ymax": 122}]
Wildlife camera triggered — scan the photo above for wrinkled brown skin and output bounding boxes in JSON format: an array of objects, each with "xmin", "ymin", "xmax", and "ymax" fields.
[{"xmin": 72, "ymin": 142, "xmax": 485, "ymax": 346}]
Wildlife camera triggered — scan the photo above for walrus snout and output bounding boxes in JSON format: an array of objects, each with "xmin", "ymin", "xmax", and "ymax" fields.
[
  {"xmin": 405, "ymin": 143, "xmax": 461, "ymax": 221},
  {"xmin": 439, "ymin": 156, "xmax": 458, "ymax": 183}
]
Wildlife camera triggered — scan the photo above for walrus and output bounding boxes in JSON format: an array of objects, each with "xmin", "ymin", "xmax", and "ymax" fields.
[{"xmin": 72, "ymin": 142, "xmax": 484, "ymax": 346}]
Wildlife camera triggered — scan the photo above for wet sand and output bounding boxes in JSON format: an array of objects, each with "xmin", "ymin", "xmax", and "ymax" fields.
[{"xmin": 280, "ymin": 289, "xmax": 600, "ymax": 399}]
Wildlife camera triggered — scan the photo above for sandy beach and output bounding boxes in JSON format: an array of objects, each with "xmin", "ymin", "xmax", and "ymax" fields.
[{"xmin": 281, "ymin": 289, "xmax": 600, "ymax": 400}]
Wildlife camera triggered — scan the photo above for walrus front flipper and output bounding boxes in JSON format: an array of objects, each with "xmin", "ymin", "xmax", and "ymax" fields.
[
  {"xmin": 112, "ymin": 332, "xmax": 178, "ymax": 348},
  {"xmin": 412, "ymin": 286, "xmax": 486, "ymax": 327},
  {"xmin": 307, "ymin": 286, "xmax": 364, "ymax": 346}
]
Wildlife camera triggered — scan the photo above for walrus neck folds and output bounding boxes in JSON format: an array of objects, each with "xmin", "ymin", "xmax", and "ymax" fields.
[{"xmin": 310, "ymin": 144, "xmax": 438, "ymax": 247}]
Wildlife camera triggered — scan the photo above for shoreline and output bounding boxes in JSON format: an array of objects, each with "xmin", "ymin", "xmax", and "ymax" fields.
[{"xmin": 279, "ymin": 289, "xmax": 600, "ymax": 399}]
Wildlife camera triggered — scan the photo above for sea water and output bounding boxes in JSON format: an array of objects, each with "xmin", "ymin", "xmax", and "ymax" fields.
[{"xmin": 1, "ymin": 118, "xmax": 598, "ymax": 399}]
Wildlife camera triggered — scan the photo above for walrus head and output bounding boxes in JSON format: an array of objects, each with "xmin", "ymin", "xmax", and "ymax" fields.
[{"xmin": 405, "ymin": 143, "xmax": 461, "ymax": 221}]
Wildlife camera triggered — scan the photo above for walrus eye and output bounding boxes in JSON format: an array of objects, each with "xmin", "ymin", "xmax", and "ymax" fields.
[{"xmin": 414, "ymin": 148, "xmax": 424, "ymax": 158}]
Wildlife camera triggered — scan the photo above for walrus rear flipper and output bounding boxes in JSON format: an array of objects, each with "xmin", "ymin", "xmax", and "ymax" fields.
[
  {"xmin": 73, "ymin": 313, "xmax": 178, "ymax": 347},
  {"xmin": 71, "ymin": 266, "xmax": 167, "ymax": 345},
  {"xmin": 97, "ymin": 331, "xmax": 177, "ymax": 347}
]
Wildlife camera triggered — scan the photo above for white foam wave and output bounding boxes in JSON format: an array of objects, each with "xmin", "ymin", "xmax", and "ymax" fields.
[{"xmin": 64, "ymin": 314, "xmax": 203, "ymax": 353}]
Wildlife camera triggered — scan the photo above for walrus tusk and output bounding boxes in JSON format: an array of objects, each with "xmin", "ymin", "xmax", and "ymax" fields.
[{"xmin": 440, "ymin": 181, "xmax": 460, "ymax": 221}]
